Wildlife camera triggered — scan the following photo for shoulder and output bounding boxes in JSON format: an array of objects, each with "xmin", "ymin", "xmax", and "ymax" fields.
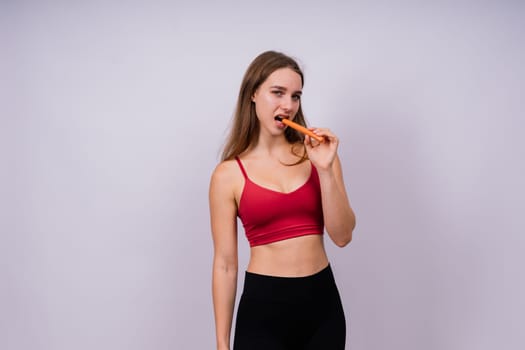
[
  {"xmin": 211, "ymin": 159, "xmax": 240, "ymax": 182},
  {"xmin": 209, "ymin": 159, "xmax": 243, "ymax": 199}
]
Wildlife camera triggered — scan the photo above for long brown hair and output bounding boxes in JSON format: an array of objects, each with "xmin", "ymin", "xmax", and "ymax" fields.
[{"xmin": 221, "ymin": 51, "xmax": 308, "ymax": 162}]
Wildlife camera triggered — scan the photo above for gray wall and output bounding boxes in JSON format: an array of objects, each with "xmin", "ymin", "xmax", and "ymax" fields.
[{"xmin": 2, "ymin": 1, "xmax": 523, "ymax": 349}]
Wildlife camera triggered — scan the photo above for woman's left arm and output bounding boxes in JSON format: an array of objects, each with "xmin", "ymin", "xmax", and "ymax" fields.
[{"xmin": 305, "ymin": 129, "xmax": 356, "ymax": 247}]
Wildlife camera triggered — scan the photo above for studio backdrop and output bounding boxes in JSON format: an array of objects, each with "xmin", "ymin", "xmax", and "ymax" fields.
[{"xmin": 2, "ymin": 1, "xmax": 523, "ymax": 349}]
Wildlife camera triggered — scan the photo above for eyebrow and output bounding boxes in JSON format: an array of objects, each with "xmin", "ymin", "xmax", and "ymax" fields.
[{"xmin": 270, "ymin": 85, "xmax": 302, "ymax": 95}]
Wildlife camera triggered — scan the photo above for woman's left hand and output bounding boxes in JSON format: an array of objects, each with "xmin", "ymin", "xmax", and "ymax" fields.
[{"xmin": 304, "ymin": 127, "xmax": 339, "ymax": 170}]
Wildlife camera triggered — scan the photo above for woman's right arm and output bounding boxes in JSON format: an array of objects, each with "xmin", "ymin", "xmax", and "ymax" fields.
[{"xmin": 209, "ymin": 162, "xmax": 239, "ymax": 350}]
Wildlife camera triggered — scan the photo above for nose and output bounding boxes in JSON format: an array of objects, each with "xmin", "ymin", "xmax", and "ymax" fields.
[{"xmin": 280, "ymin": 96, "xmax": 294, "ymax": 112}]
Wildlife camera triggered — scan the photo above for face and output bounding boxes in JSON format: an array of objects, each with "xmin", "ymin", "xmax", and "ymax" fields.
[{"xmin": 252, "ymin": 67, "xmax": 303, "ymax": 137}]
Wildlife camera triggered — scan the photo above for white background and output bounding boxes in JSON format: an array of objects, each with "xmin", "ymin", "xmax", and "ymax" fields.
[{"xmin": 2, "ymin": 0, "xmax": 524, "ymax": 349}]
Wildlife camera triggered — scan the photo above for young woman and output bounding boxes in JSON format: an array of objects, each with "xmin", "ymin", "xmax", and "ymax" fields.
[{"xmin": 209, "ymin": 51, "xmax": 356, "ymax": 350}]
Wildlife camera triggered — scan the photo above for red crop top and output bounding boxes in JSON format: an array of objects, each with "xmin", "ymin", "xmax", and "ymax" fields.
[{"xmin": 235, "ymin": 157, "xmax": 324, "ymax": 247}]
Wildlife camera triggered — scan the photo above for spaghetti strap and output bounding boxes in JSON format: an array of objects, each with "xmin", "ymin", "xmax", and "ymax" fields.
[{"xmin": 235, "ymin": 156, "xmax": 248, "ymax": 179}]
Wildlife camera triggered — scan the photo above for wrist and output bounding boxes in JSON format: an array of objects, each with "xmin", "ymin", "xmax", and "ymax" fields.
[{"xmin": 315, "ymin": 163, "xmax": 336, "ymax": 176}]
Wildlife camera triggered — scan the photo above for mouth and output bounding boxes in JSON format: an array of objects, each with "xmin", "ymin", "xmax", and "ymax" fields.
[
  {"xmin": 274, "ymin": 115, "xmax": 290, "ymax": 122},
  {"xmin": 274, "ymin": 115, "xmax": 289, "ymax": 129}
]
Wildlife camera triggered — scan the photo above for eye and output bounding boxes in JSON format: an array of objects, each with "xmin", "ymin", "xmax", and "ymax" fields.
[
  {"xmin": 292, "ymin": 94, "xmax": 301, "ymax": 101},
  {"xmin": 272, "ymin": 90, "xmax": 284, "ymax": 96}
]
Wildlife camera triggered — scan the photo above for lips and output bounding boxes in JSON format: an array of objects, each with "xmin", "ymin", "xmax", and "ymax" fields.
[{"xmin": 275, "ymin": 115, "xmax": 288, "ymax": 129}]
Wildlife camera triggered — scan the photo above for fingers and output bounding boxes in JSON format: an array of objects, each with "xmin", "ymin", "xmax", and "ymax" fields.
[
  {"xmin": 308, "ymin": 127, "xmax": 339, "ymax": 146},
  {"xmin": 304, "ymin": 133, "xmax": 322, "ymax": 148}
]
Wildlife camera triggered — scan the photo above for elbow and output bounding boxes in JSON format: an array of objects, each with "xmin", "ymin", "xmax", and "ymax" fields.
[
  {"xmin": 213, "ymin": 254, "xmax": 238, "ymax": 274},
  {"xmin": 335, "ymin": 233, "xmax": 352, "ymax": 247},
  {"xmin": 332, "ymin": 227, "xmax": 353, "ymax": 247},
  {"xmin": 329, "ymin": 220, "xmax": 355, "ymax": 248}
]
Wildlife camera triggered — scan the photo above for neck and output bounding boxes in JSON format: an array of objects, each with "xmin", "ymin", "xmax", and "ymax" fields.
[{"xmin": 250, "ymin": 133, "xmax": 291, "ymax": 159}]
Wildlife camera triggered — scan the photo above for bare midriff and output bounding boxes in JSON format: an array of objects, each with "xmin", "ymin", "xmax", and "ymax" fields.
[{"xmin": 247, "ymin": 234, "xmax": 329, "ymax": 277}]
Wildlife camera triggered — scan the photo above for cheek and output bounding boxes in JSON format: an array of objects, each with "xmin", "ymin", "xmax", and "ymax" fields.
[
  {"xmin": 262, "ymin": 94, "xmax": 277, "ymax": 106},
  {"xmin": 255, "ymin": 95, "xmax": 276, "ymax": 114},
  {"xmin": 292, "ymin": 100, "xmax": 301, "ymax": 113},
  {"xmin": 254, "ymin": 101, "xmax": 269, "ymax": 120}
]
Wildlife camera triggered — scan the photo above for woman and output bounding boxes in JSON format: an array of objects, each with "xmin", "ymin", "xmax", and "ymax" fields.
[{"xmin": 209, "ymin": 51, "xmax": 356, "ymax": 350}]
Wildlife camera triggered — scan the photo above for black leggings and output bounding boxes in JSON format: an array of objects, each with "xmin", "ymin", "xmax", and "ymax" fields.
[{"xmin": 233, "ymin": 264, "xmax": 346, "ymax": 350}]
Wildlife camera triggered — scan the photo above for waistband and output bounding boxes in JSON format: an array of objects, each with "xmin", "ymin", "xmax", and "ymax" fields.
[{"xmin": 241, "ymin": 264, "xmax": 337, "ymax": 301}]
